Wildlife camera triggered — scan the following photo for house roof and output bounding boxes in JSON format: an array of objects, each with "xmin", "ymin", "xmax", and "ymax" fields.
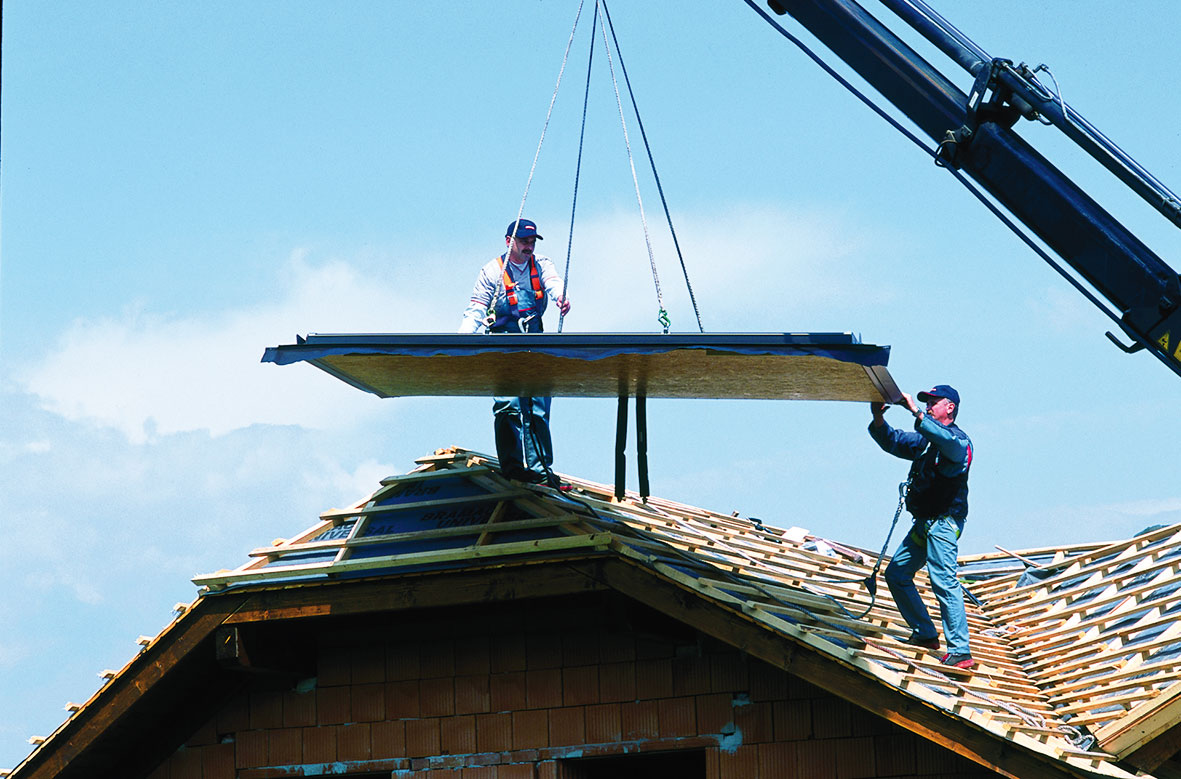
[{"xmin": 11, "ymin": 446, "xmax": 1181, "ymax": 779}]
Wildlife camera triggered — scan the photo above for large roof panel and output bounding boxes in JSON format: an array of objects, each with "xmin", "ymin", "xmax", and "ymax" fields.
[{"xmin": 261, "ymin": 332, "xmax": 903, "ymax": 402}]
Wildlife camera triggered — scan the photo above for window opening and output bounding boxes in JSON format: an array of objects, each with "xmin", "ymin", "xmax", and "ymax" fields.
[{"xmin": 560, "ymin": 749, "xmax": 706, "ymax": 779}]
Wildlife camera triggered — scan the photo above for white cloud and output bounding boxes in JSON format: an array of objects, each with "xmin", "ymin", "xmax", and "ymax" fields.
[
  {"xmin": 0, "ymin": 394, "xmax": 410, "ymax": 615},
  {"xmin": 18, "ymin": 253, "xmax": 440, "ymax": 443},
  {"xmin": 545, "ymin": 203, "xmax": 899, "ymax": 334}
]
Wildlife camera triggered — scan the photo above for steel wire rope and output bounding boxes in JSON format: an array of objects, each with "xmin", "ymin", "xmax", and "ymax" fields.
[
  {"xmin": 485, "ymin": 0, "xmax": 587, "ymax": 331},
  {"xmin": 558, "ymin": 3, "xmax": 601, "ymax": 334},
  {"xmin": 595, "ymin": 2, "xmax": 670, "ymax": 332},
  {"xmin": 742, "ymin": 0, "xmax": 1135, "ymax": 349},
  {"xmin": 600, "ymin": 1, "xmax": 705, "ymax": 333},
  {"xmin": 738, "ymin": 1, "xmax": 1097, "ymax": 746}
]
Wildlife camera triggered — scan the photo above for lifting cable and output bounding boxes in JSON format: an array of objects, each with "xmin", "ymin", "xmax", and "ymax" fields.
[
  {"xmin": 558, "ymin": 3, "xmax": 600, "ymax": 334},
  {"xmin": 487, "ymin": 0, "xmax": 588, "ymax": 330},
  {"xmin": 743, "ymin": 1, "xmax": 1128, "ymax": 342},
  {"xmin": 503, "ymin": 0, "xmax": 705, "ymax": 336},
  {"xmin": 595, "ymin": 2, "xmax": 670, "ymax": 333},
  {"xmin": 600, "ymin": 1, "xmax": 704, "ymax": 333}
]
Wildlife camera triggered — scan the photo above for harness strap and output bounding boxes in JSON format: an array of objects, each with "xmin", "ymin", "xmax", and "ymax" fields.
[{"xmin": 497, "ymin": 255, "xmax": 543, "ymax": 307}]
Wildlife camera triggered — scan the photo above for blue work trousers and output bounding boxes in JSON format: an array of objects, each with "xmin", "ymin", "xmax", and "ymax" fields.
[
  {"xmin": 884, "ymin": 516, "xmax": 970, "ymax": 656},
  {"xmin": 493, "ymin": 395, "xmax": 553, "ymax": 477}
]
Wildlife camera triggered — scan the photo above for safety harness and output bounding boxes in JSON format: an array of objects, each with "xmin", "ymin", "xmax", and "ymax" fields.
[{"xmin": 498, "ymin": 255, "xmax": 543, "ymax": 307}]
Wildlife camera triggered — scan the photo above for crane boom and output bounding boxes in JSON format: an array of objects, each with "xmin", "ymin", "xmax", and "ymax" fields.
[{"xmin": 759, "ymin": 0, "xmax": 1181, "ymax": 378}]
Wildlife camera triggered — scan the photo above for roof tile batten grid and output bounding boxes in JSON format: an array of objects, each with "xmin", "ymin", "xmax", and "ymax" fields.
[
  {"xmin": 12, "ymin": 445, "xmax": 1181, "ymax": 778},
  {"xmin": 188, "ymin": 446, "xmax": 1178, "ymax": 776}
]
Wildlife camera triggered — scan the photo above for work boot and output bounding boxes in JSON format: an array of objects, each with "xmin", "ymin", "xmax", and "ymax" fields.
[
  {"xmin": 906, "ymin": 632, "xmax": 940, "ymax": 651},
  {"xmin": 545, "ymin": 472, "xmax": 574, "ymax": 492},
  {"xmin": 501, "ymin": 464, "xmax": 545, "ymax": 484},
  {"xmin": 940, "ymin": 653, "xmax": 976, "ymax": 670}
]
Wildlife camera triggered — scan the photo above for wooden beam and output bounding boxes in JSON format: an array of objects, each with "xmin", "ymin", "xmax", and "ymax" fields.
[
  {"xmin": 377, "ymin": 464, "xmax": 494, "ymax": 485},
  {"xmin": 196, "ymin": 533, "xmax": 612, "ymax": 589},
  {"xmin": 475, "ymin": 500, "xmax": 510, "ymax": 546},
  {"xmin": 223, "ymin": 559, "xmax": 612, "ymax": 625},
  {"xmin": 1095, "ymin": 680, "xmax": 1181, "ymax": 765},
  {"xmin": 214, "ymin": 625, "xmax": 315, "ymax": 681},
  {"xmin": 1118, "ymin": 718, "xmax": 1181, "ymax": 774},
  {"xmin": 318, "ymin": 489, "xmax": 526, "ymax": 521},
  {"xmin": 248, "ymin": 513, "xmax": 586, "ymax": 559}
]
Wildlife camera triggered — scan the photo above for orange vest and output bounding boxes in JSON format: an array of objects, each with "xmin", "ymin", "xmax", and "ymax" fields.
[{"xmin": 497, "ymin": 255, "xmax": 543, "ymax": 306}]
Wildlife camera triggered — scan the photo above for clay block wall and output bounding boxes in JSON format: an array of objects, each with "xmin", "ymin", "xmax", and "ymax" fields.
[{"xmin": 148, "ymin": 595, "xmax": 999, "ymax": 779}]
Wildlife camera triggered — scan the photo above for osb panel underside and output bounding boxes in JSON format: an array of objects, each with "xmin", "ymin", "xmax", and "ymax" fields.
[{"xmin": 320, "ymin": 351, "xmax": 887, "ymax": 401}]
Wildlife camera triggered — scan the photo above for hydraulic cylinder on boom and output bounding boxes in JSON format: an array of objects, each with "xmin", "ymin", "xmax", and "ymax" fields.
[{"xmin": 755, "ymin": 0, "xmax": 1181, "ymax": 379}]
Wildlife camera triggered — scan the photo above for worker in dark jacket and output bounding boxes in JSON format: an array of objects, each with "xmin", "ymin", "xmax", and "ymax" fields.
[{"xmin": 869, "ymin": 384, "xmax": 975, "ymax": 670}]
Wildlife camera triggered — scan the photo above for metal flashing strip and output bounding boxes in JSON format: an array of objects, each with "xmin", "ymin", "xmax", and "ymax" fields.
[{"xmin": 261, "ymin": 332, "xmax": 903, "ymax": 402}]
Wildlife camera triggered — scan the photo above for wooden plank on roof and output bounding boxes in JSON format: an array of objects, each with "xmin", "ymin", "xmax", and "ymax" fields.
[
  {"xmin": 377, "ymin": 464, "xmax": 495, "ymax": 485},
  {"xmin": 193, "ymin": 533, "xmax": 613, "ymax": 590},
  {"xmin": 318, "ymin": 489, "xmax": 527, "ymax": 520},
  {"xmin": 222, "ymin": 559, "xmax": 613, "ymax": 625},
  {"xmin": 244, "ymin": 514, "xmax": 589, "ymax": 560},
  {"xmin": 261, "ymin": 332, "xmax": 903, "ymax": 402},
  {"xmin": 1027, "ymin": 628, "xmax": 1181, "ymax": 681},
  {"xmin": 1094, "ymin": 680, "xmax": 1181, "ymax": 759}
]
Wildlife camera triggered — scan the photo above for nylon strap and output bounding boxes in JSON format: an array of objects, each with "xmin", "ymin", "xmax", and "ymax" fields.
[{"xmin": 497, "ymin": 255, "xmax": 543, "ymax": 307}]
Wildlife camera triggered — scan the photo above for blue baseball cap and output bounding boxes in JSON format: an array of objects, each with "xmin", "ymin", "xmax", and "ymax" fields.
[
  {"xmin": 917, "ymin": 384, "xmax": 960, "ymax": 406},
  {"xmin": 506, "ymin": 219, "xmax": 543, "ymax": 240}
]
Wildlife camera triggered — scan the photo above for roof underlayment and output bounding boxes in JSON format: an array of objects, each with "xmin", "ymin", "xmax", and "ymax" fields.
[{"xmin": 19, "ymin": 447, "xmax": 1181, "ymax": 778}]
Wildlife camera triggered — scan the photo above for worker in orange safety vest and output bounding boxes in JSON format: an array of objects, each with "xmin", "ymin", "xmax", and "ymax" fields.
[{"xmin": 459, "ymin": 219, "xmax": 571, "ymax": 485}]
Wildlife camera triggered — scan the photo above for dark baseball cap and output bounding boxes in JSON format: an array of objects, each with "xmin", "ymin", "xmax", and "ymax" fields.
[
  {"xmin": 917, "ymin": 384, "xmax": 960, "ymax": 406},
  {"xmin": 506, "ymin": 219, "xmax": 543, "ymax": 240}
]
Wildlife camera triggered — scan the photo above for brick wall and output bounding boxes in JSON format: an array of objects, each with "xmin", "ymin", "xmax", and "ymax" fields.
[{"xmin": 148, "ymin": 594, "xmax": 999, "ymax": 779}]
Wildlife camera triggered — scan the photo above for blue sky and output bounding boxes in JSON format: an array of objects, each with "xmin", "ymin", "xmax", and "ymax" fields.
[{"xmin": 2, "ymin": 0, "xmax": 1180, "ymax": 769}]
